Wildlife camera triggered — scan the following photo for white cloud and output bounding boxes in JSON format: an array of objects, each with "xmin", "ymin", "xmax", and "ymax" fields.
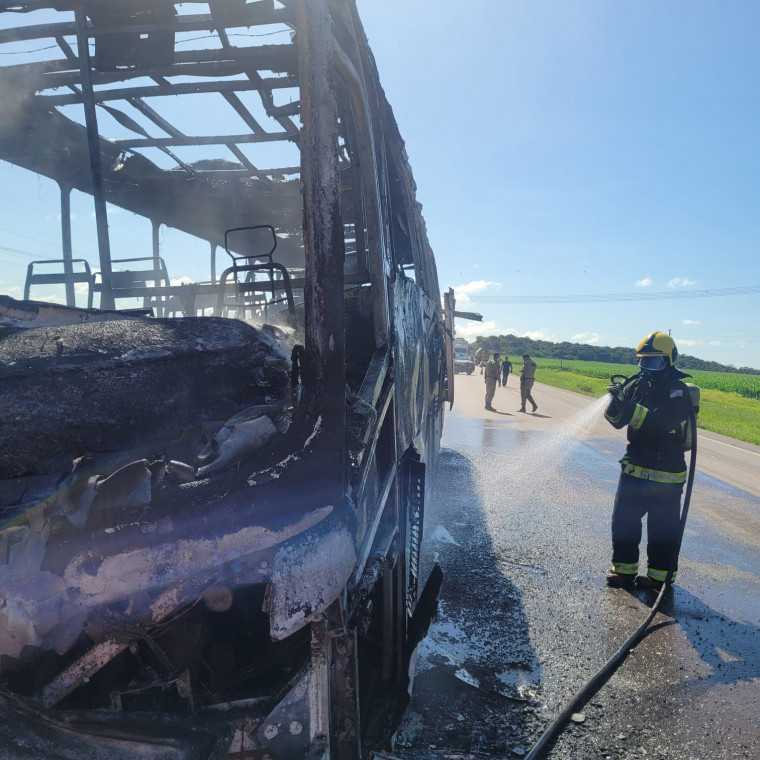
[
  {"xmin": 455, "ymin": 280, "xmax": 500, "ymax": 294},
  {"xmin": 571, "ymin": 331, "xmax": 601, "ymax": 344},
  {"xmin": 37, "ymin": 293, "xmax": 64, "ymax": 304},
  {"xmin": 678, "ymin": 338, "xmax": 699, "ymax": 347},
  {"xmin": 523, "ymin": 329, "xmax": 555, "ymax": 341},
  {"xmin": 454, "ymin": 319, "xmax": 500, "ymax": 340},
  {"xmin": 452, "ymin": 319, "xmax": 553, "ymax": 343},
  {"xmin": 170, "ymin": 276, "xmax": 195, "ymax": 286},
  {"xmin": 452, "ymin": 280, "xmax": 500, "ymax": 304},
  {"xmin": 682, "ymin": 319, "xmax": 701, "ymax": 326},
  {"xmin": 709, "ymin": 340, "xmax": 720, "ymax": 346},
  {"xmin": 667, "ymin": 277, "xmax": 697, "ymax": 288},
  {"xmin": 635, "ymin": 277, "xmax": 652, "ymax": 287}
]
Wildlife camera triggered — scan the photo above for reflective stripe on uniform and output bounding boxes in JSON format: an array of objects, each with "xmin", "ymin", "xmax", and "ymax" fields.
[
  {"xmin": 611, "ymin": 562, "xmax": 638, "ymax": 576},
  {"xmin": 647, "ymin": 567, "xmax": 674, "ymax": 583},
  {"xmin": 629, "ymin": 404, "xmax": 648, "ymax": 430},
  {"xmin": 622, "ymin": 462, "xmax": 687, "ymax": 484}
]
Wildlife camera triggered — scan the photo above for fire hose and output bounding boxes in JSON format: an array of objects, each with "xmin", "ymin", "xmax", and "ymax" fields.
[{"xmin": 523, "ymin": 396, "xmax": 699, "ymax": 760}]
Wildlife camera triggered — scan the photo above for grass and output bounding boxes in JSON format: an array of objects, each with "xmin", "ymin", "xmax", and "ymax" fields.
[
  {"xmin": 695, "ymin": 388, "xmax": 760, "ymax": 445},
  {"xmin": 539, "ymin": 358, "xmax": 760, "ymax": 401},
  {"xmin": 535, "ymin": 366, "xmax": 760, "ymax": 446}
]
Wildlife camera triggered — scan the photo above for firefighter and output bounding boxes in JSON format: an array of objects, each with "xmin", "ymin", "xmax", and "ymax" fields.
[
  {"xmin": 484, "ymin": 352, "xmax": 501, "ymax": 410},
  {"xmin": 604, "ymin": 331, "xmax": 697, "ymax": 590}
]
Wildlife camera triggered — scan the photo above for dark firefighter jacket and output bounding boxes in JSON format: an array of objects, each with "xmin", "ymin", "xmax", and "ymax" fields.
[{"xmin": 604, "ymin": 366, "xmax": 695, "ymax": 484}]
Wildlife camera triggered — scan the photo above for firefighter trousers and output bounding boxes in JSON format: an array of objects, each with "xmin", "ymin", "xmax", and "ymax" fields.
[{"xmin": 611, "ymin": 472, "xmax": 684, "ymax": 576}]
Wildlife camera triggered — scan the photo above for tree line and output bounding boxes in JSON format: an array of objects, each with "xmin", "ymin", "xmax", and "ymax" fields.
[{"xmin": 467, "ymin": 334, "xmax": 760, "ymax": 375}]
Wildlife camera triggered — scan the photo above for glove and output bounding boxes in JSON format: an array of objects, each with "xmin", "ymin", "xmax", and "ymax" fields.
[{"xmin": 607, "ymin": 383, "xmax": 625, "ymax": 402}]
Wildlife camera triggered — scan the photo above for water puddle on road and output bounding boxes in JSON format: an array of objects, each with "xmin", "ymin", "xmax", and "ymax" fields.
[{"xmin": 479, "ymin": 393, "xmax": 610, "ymax": 492}]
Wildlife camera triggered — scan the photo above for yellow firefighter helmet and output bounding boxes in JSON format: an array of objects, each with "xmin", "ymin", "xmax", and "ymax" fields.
[{"xmin": 636, "ymin": 331, "xmax": 678, "ymax": 366}]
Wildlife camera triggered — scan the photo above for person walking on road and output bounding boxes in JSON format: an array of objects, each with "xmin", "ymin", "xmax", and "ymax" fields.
[
  {"xmin": 501, "ymin": 355, "xmax": 513, "ymax": 388},
  {"xmin": 474, "ymin": 346, "xmax": 489, "ymax": 374},
  {"xmin": 484, "ymin": 352, "xmax": 501, "ymax": 410},
  {"xmin": 604, "ymin": 331, "xmax": 698, "ymax": 591},
  {"xmin": 518, "ymin": 354, "xmax": 537, "ymax": 412}
]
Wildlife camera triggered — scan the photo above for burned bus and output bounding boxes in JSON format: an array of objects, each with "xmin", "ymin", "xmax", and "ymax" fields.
[{"xmin": 0, "ymin": 1, "xmax": 455, "ymax": 757}]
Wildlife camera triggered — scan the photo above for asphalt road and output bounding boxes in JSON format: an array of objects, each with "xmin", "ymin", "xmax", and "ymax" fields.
[{"xmin": 392, "ymin": 373, "xmax": 760, "ymax": 760}]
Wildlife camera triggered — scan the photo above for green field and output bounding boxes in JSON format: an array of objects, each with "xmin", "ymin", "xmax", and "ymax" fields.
[{"xmin": 533, "ymin": 359, "xmax": 760, "ymax": 446}]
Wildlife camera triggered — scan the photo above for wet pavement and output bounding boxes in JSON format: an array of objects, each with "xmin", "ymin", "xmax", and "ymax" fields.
[{"xmin": 392, "ymin": 380, "xmax": 760, "ymax": 759}]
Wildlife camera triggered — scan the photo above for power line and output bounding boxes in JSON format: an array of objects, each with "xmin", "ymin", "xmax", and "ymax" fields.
[
  {"xmin": 0, "ymin": 244, "xmax": 48, "ymax": 260},
  {"xmin": 0, "ymin": 225, "xmax": 91, "ymax": 259},
  {"xmin": 460, "ymin": 286, "xmax": 760, "ymax": 304},
  {"xmin": 0, "ymin": 225, "xmax": 63, "ymax": 250}
]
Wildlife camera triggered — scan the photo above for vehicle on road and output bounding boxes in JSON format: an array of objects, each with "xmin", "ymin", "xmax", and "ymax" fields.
[
  {"xmin": 0, "ymin": 1, "xmax": 451, "ymax": 757},
  {"xmin": 454, "ymin": 337, "xmax": 475, "ymax": 374}
]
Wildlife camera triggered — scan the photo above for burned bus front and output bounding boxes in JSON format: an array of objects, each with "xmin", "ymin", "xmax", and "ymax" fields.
[{"xmin": 0, "ymin": 1, "xmax": 448, "ymax": 757}]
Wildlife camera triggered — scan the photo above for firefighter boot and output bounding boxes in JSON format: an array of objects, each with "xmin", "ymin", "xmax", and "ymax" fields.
[
  {"xmin": 636, "ymin": 575, "xmax": 665, "ymax": 591},
  {"xmin": 606, "ymin": 570, "xmax": 635, "ymax": 588}
]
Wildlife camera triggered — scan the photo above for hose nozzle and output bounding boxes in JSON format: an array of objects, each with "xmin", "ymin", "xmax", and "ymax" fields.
[{"xmin": 607, "ymin": 374, "xmax": 630, "ymax": 401}]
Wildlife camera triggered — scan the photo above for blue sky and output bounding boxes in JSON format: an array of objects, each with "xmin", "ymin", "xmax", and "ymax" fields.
[
  {"xmin": 356, "ymin": 0, "xmax": 760, "ymax": 369},
  {"xmin": 1, "ymin": 2, "xmax": 759, "ymax": 369}
]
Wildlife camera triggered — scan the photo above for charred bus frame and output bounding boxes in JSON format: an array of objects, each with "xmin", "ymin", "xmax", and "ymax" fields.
[{"xmin": 0, "ymin": 1, "xmax": 454, "ymax": 758}]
